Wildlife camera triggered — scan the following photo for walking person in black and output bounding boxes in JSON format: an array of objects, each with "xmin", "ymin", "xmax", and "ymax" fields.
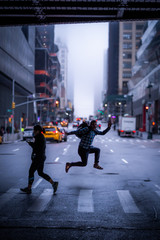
[
  {"xmin": 20, "ymin": 125, "xmax": 58, "ymax": 194},
  {"xmin": 65, "ymin": 120, "xmax": 112, "ymax": 173}
]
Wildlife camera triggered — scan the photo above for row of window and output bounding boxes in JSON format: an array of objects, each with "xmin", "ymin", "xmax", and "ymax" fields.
[
  {"xmin": 123, "ymin": 23, "xmax": 144, "ymax": 30},
  {"xmin": 123, "ymin": 33, "xmax": 143, "ymax": 41}
]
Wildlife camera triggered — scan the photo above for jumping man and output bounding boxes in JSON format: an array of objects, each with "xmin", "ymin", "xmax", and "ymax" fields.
[{"xmin": 65, "ymin": 120, "xmax": 112, "ymax": 173}]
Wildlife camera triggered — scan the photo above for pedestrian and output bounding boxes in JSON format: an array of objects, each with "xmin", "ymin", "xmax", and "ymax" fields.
[
  {"xmin": 65, "ymin": 120, "xmax": 112, "ymax": 173},
  {"xmin": 20, "ymin": 125, "xmax": 58, "ymax": 194}
]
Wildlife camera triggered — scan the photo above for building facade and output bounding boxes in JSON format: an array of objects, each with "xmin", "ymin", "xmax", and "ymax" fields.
[
  {"xmin": 0, "ymin": 26, "xmax": 35, "ymax": 130},
  {"xmin": 128, "ymin": 20, "xmax": 160, "ymax": 133},
  {"xmin": 35, "ymin": 25, "xmax": 61, "ymax": 124}
]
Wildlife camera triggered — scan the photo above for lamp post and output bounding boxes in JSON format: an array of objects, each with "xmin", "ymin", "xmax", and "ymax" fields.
[
  {"xmin": 147, "ymin": 83, "xmax": 153, "ymax": 139},
  {"xmin": 12, "ymin": 79, "xmax": 15, "ymax": 135}
]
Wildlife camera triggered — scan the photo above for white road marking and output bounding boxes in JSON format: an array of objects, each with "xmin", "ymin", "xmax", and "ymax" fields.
[
  {"xmin": 110, "ymin": 149, "xmax": 114, "ymax": 153},
  {"xmin": 117, "ymin": 190, "xmax": 141, "ymax": 213},
  {"xmin": 155, "ymin": 184, "xmax": 160, "ymax": 190},
  {"xmin": 28, "ymin": 189, "xmax": 53, "ymax": 212},
  {"xmin": 115, "ymin": 139, "xmax": 119, "ymax": 142},
  {"xmin": 122, "ymin": 139, "xmax": 126, "ymax": 142},
  {"xmin": 155, "ymin": 191, "xmax": 160, "ymax": 197},
  {"xmin": 13, "ymin": 148, "xmax": 19, "ymax": 152},
  {"xmin": 32, "ymin": 178, "xmax": 43, "ymax": 189},
  {"xmin": 121, "ymin": 158, "xmax": 128, "ymax": 164},
  {"xmin": 0, "ymin": 188, "xmax": 19, "ymax": 208},
  {"xmin": 140, "ymin": 145, "xmax": 146, "ymax": 148},
  {"xmin": 105, "ymin": 144, "xmax": 108, "ymax": 147},
  {"xmin": 136, "ymin": 140, "xmax": 140, "ymax": 143},
  {"xmin": 78, "ymin": 190, "xmax": 94, "ymax": 212},
  {"xmin": 62, "ymin": 145, "xmax": 70, "ymax": 155},
  {"xmin": 109, "ymin": 139, "xmax": 112, "ymax": 142},
  {"xmin": 54, "ymin": 157, "xmax": 59, "ymax": 162}
]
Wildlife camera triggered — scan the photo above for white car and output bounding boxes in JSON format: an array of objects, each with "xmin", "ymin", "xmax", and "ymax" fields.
[{"xmin": 23, "ymin": 127, "xmax": 33, "ymax": 141}]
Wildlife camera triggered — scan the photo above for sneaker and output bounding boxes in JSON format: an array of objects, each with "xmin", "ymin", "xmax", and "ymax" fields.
[
  {"xmin": 20, "ymin": 187, "xmax": 32, "ymax": 194},
  {"xmin": 93, "ymin": 164, "xmax": 103, "ymax": 170},
  {"xmin": 65, "ymin": 162, "xmax": 71, "ymax": 173},
  {"xmin": 52, "ymin": 181, "xmax": 59, "ymax": 194}
]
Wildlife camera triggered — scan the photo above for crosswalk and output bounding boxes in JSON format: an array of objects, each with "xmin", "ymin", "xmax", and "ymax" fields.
[
  {"xmin": 68, "ymin": 136, "xmax": 157, "ymax": 144},
  {"xmin": 0, "ymin": 180, "xmax": 160, "ymax": 216}
]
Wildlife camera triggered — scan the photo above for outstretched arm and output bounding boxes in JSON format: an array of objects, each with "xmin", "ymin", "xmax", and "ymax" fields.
[
  {"xmin": 96, "ymin": 121, "xmax": 112, "ymax": 135},
  {"xmin": 66, "ymin": 127, "xmax": 89, "ymax": 136}
]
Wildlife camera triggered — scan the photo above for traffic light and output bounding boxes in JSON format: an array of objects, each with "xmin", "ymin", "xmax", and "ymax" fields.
[
  {"xmin": 21, "ymin": 117, "xmax": 23, "ymax": 122},
  {"xmin": 55, "ymin": 100, "xmax": 59, "ymax": 108},
  {"xmin": 12, "ymin": 102, "xmax": 15, "ymax": 109},
  {"xmin": 145, "ymin": 106, "xmax": 149, "ymax": 112},
  {"xmin": 9, "ymin": 117, "xmax": 12, "ymax": 123}
]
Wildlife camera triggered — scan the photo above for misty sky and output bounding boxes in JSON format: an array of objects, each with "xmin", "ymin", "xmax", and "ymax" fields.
[{"xmin": 55, "ymin": 23, "xmax": 108, "ymax": 118}]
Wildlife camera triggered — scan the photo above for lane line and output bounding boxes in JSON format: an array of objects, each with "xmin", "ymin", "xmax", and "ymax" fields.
[
  {"xmin": 78, "ymin": 190, "xmax": 94, "ymax": 212},
  {"xmin": 121, "ymin": 158, "xmax": 128, "ymax": 164},
  {"xmin": 13, "ymin": 148, "xmax": 19, "ymax": 152},
  {"xmin": 155, "ymin": 191, "xmax": 160, "ymax": 197},
  {"xmin": 32, "ymin": 178, "xmax": 43, "ymax": 189},
  {"xmin": 28, "ymin": 189, "xmax": 53, "ymax": 212},
  {"xmin": 0, "ymin": 188, "xmax": 20, "ymax": 209},
  {"xmin": 105, "ymin": 144, "xmax": 108, "ymax": 147},
  {"xmin": 54, "ymin": 157, "xmax": 59, "ymax": 162},
  {"xmin": 110, "ymin": 149, "xmax": 114, "ymax": 153},
  {"xmin": 117, "ymin": 190, "xmax": 141, "ymax": 213},
  {"xmin": 155, "ymin": 184, "xmax": 160, "ymax": 190}
]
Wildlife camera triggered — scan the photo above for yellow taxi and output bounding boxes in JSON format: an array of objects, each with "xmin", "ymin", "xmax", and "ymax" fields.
[
  {"xmin": 43, "ymin": 126, "xmax": 62, "ymax": 143},
  {"xmin": 60, "ymin": 120, "xmax": 68, "ymax": 127}
]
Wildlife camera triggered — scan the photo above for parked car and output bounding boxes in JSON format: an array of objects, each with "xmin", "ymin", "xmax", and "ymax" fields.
[
  {"xmin": 59, "ymin": 128, "xmax": 67, "ymax": 142},
  {"xmin": 72, "ymin": 121, "xmax": 79, "ymax": 128},
  {"xmin": 43, "ymin": 126, "xmax": 62, "ymax": 143},
  {"xmin": 23, "ymin": 127, "xmax": 33, "ymax": 141},
  {"xmin": 60, "ymin": 120, "xmax": 68, "ymax": 127}
]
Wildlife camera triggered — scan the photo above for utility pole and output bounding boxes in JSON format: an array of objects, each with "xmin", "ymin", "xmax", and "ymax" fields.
[{"xmin": 12, "ymin": 79, "xmax": 15, "ymax": 135}]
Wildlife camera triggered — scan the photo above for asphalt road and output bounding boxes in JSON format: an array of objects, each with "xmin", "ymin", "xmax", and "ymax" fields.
[{"xmin": 0, "ymin": 124, "xmax": 160, "ymax": 239}]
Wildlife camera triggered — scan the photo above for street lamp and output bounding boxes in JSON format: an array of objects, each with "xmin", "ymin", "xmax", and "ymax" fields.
[{"xmin": 147, "ymin": 83, "xmax": 153, "ymax": 139}]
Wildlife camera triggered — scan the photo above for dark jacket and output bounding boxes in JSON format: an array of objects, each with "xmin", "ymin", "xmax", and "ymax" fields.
[{"xmin": 29, "ymin": 133, "xmax": 46, "ymax": 161}]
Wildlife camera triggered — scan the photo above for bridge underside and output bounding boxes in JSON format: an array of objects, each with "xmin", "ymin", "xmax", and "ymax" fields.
[{"xmin": 0, "ymin": 0, "xmax": 160, "ymax": 26}]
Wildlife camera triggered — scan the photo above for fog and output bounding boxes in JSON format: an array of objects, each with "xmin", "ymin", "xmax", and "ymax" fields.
[{"xmin": 55, "ymin": 23, "xmax": 108, "ymax": 119}]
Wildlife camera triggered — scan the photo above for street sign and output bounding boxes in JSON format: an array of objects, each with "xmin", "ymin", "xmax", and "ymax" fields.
[{"xmin": 7, "ymin": 109, "xmax": 12, "ymax": 112}]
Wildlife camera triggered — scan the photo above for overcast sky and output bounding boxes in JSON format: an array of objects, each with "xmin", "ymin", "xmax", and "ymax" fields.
[{"xmin": 55, "ymin": 23, "xmax": 108, "ymax": 118}]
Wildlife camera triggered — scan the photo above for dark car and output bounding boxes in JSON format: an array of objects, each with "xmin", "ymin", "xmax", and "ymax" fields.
[{"xmin": 59, "ymin": 128, "xmax": 67, "ymax": 142}]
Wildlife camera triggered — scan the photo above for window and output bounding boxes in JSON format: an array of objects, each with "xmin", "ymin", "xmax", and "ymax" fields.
[
  {"xmin": 123, "ymin": 42, "xmax": 132, "ymax": 49},
  {"xmin": 123, "ymin": 62, "xmax": 132, "ymax": 69},
  {"xmin": 136, "ymin": 24, "xmax": 144, "ymax": 30},
  {"xmin": 123, "ymin": 52, "xmax": 132, "ymax": 59},
  {"xmin": 136, "ymin": 33, "xmax": 141, "ymax": 40},
  {"xmin": 123, "ymin": 23, "xmax": 132, "ymax": 30},
  {"xmin": 122, "ymin": 81, "xmax": 128, "ymax": 94},
  {"xmin": 123, "ymin": 33, "xmax": 132, "ymax": 40},
  {"xmin": 123, "ymin": 71, "xmax": 132, "ymax": 78}
]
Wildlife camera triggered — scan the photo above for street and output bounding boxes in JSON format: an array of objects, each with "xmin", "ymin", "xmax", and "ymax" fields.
[{"xmin": 0, "ymin": 124, "xmax": 160, "ymax": 239}]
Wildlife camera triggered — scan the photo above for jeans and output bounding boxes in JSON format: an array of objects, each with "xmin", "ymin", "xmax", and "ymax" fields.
[
  {"xmin": 28, "ymin": 160, "xmax": 51, "ymax": 185},
  {"xmin": 71, "ymin": 146, "xmax": 100, "ymax": 167}
]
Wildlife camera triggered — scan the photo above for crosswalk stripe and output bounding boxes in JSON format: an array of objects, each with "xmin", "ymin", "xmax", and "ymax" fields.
[
  {"xmin": 27, "ymin": 189, "xmax": 53, "ymax": 212},
  {"xmin": 78, "ymin": 190, "xmax": 94, "ymax": 212},
  {"xmin": 117, "ymin": 190, "xmax": 141, "ymax": 213},
  {"xmin": 155, "ymin": 191, "xmax": 160, "ymax": 197},
  {"xmin": 32, "ymin": 178, "xmax": 43, "ymax": 189},
  {"xmin": 0, "ymin": 188, "xmax": 19, "ymax": 209}
]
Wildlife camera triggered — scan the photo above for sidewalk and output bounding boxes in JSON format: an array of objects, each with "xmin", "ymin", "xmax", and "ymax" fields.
[{"xmin": 136, "ymin": 131, "xmax": 160, "ymax": 140}]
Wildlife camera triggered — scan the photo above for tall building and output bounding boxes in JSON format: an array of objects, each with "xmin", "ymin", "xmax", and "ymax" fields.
[
  {"xmin": 128, "ymin": 21, "xmax": 160, "ymax": 133},
  {"xmin": 0, "ymin": 26, "xmax": 35, "ymax": 130},
  {"xmin": 118, "ymin": 21, "xmax": 145, "ymax": 95},
  {"xmin": 35, "ymin": 25, "xmax": 61, "ymax": 124},
  {"xmin": 56, "ymin": 40, "xmax": 68, "ymax": 110},
  {"xmin": 104, "ymin": 21, "xmax": 145, "ymax": 119}
]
